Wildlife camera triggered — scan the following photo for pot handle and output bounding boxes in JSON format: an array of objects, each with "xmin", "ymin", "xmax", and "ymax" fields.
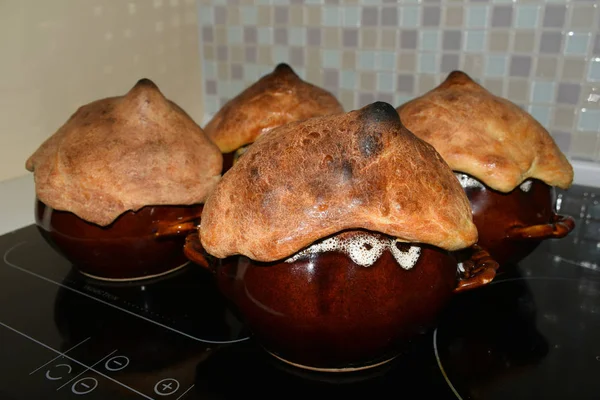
[
  {"xmin": 153, "ymin": 207, "xmax": 204, "ymax": 239},
  {"xmin": 183, "ymin": 232, "xmax": 211, "ymax": 270},
  {"xmin": 454, "ymin": 244, "xmax": 499, "ymax": 294},
  {"xmin": 505, "ymin": 214, "xmax": 575, "ymax": 241}
]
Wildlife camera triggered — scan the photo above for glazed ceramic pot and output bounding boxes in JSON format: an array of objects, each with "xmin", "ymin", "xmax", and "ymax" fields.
[
  {"xmin": 184, "ymin": 230, "xmax": 498, "ymax": 372},
  {"xmin": 455, "ymin": 174, "xmax": 576, "ymax": 266},
  {"xmin": 36, "ymin": 199, "xmax": 203, "ymax": 282}
]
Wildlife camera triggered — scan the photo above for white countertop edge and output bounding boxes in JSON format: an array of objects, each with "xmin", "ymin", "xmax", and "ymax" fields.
[{"xmin": 1, "ymin": 159, "xmax": 597, "ymax": 236}]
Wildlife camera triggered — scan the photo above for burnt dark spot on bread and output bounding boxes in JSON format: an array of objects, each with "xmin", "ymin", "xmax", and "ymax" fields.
[
  {"xmin": 360, "ymin": 102, "xmax": 399, "ymax": 124},
  {"xmin": 341, "ymin": 160, "xmax": 353, "ymax": 181},
  {"xmin": 359, "ymin": 133, "xmax": 383, "ymax": 158}
]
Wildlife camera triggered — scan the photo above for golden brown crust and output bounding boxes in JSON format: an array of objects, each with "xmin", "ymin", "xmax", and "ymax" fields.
[
  {"xmin": 204, "ymin": 63, "xmax": 344, "ymax": 153},
  {"xmin": 200, "ymin": 102, "xmax": 477, "ymax": 261},
  {"xmin": 26, "ymin": 79, "xmax": 223, "ymax": 226},
  {"xmin": 397, "ymin": 71, "xmax": 573, "ymax": 192}
]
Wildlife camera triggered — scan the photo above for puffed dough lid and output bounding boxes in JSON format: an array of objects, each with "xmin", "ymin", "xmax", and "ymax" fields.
[
  {"xmin": 200, "ymin": 102, "xmax": 478, "ymax": 262},
  {"xmin": 26, "ymin": 79, "xmax": 223, "ymax": 226},
  {"xmin": 204, "ymin": 63, "xmax": 344, "ymax": 153},
  {"xmin": 397, "ymin": 71, "xmax": 573, "ymax": 193}
]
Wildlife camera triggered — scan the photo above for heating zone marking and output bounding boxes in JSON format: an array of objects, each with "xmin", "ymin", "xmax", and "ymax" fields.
[{"xmin": 3, "ymin": 241, "xmax": 250, "ymax": 345}]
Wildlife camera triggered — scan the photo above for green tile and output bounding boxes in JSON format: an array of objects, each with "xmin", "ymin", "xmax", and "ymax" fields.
[
  {"xmin": 358, "ymin": 50, "xmax": 377, "ymax": 70},
  {"xmin": 379, "ymin": 51, "xmax": 396, "ymax": 71},
  {"xmin": 323, "ymin": 49, "xmax": 342, "ymax": 69},
  {"xmin": 465, "ymin": 31, "xmax": 486, "ymax": 52},
  {"xmin": 418, "ymin": 53, "xmax": 439, "ymax": 74},
  {"xmin": 227, "ymin": 27, "xmax": 243, "ymax": 44},
  {"xmin": 341, "ymin": 70, "xmax": 357, "ymax": 90},
  {"xmin": 343, "ymin": 6, "xmax": 361, "ymax": 27},
  {"xmin": 420, "ymin": 30, "xmax": 440, "ymax": 52},
  {"xmin": 377, "ymin": 72, "xmax": 395, "ymax": 93},
  {"xmin": 240, "ymin": 6, "xmax": 257, "ymax": 25},
  {"xmin": 485, "ymin": 55, "xmax": 507, "ymax": 77},
  {"xmin": 323, "ymin": 6, "xmax": 341, "ymax": 27},
  {"xmin": 401, "ymin": 6, "xmax": 420, "ymax": 28}
]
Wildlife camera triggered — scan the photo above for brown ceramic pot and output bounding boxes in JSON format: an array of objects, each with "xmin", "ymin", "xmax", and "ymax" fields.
[
  {"xmin": 457, "ymin": 174, "xmax": 575, "ymax": 266},
  {"xmin": 36, "ymin": 199, "xmax": 203, "ymax": 282},
  {"xmin": 184, "ymin": 230, "xmax": 498, "ymax": 372}
]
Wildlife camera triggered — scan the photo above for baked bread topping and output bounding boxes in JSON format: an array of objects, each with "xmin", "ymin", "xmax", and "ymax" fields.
[
  {"xmin": 200, "ymin": 102, "xmax": 477, "ymax": 262},
  {"xmin": 26, "ymin": 79, "xmax": 223, "ymax": 226},
  {"xmin": 203, "ymin": 63, "xmax": 344, "ymax": 154},
  {"xmin": 397, "ymin": 71, "xmax": 573, "ymax": 193}
]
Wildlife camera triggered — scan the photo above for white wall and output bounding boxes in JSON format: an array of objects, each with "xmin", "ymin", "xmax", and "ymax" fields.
[{"xmin": 0, "ymin": 0, "xmax": 205, "ymax": 182}]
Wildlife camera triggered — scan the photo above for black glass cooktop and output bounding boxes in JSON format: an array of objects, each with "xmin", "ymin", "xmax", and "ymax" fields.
[{"xmin": 0, "ymin": 185, "xmax": 599, "ymax": 399}]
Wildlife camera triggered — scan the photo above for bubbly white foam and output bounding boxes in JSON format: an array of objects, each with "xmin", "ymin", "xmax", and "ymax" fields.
[
  {"xmin": 454, "ymin": 172, "xmax": 485, "ymax": 190},
  {"xmin": 285, "ymin": 232, "xmax": 421, "ymax": 270},
  {"xmin": 519, "ymin": 180, "xmax": 532, "ymax": 192}
]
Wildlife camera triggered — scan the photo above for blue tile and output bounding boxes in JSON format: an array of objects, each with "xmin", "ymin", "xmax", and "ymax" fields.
[
  {"xmin": 485, "ymin": 55, "xmax": 507, "ymax": 77},
  {"xmin": 377, "ymin": 72, "xmax": 395, "ymax": 93},
  {"xmin": 401, "ymin": 6, "xmax": 420, "ymax": 28},
  {"xmin": 565, "ymin": 32, "xmax": 591, "ymax": 56},
  {"xmin": 465, "ymin": 31, "xmax": 486, "ymax": 52},
  {"xmin": 240, "ymin": 6, "xmax": 257, "ymax": 25},
  {"xmin": 418, "ymin": 53, "xmax": 439, "ymax": 74},
  {"xmin": 515, "ymin": 5, "xmax": 539, "ymax": 28},
  {"xmin": 257, "ymin": 27, "xmax": 272, "ymax": 45},
  {"xmin": 589, "ymin": 59, "xmax": 600, "ymax": 82},
  {"xmin": 343, "ymin": 6, "xmax": 361, "ymax": 27},
  {"xmin": 322, "ymin": 6, "xmax": 341, "ymax": 27},
  {"xmin": 578, "ymin": 109, "xmax": 600, "ymax": 131},
  {"xmin": 531, "ymin": 81, "xmax": 556, "ymax": 104},
  {"xmin": 420, "ymin": 30, "xmax": 440, "ymax": 51},
  {"xmin": 203, "ymin": 61, "xmax": 216, "ymax": 79},
  {"xmin": 227, "ymin": 27, "xmax": 243, "ymax": 44},
  {"xmin": 358, "ymin": 50, "xmax": 377, "ymax": 70},
  {"xmin": 273, "ymin": 46, "xmax": 290, "ymax": 64},
  {"xmin": 323, "ymin": 49, "xmax": 341, "ymax": 69},
  {"xmin": 467, "ymin": 6, "xmax": 489, "ymax": 28},
  {"xmin": 528, "ymin": 105, "xmax": 552, "ymax": 127},
  {"xmin": 289, "ymin": 27, "xmax": 306, "ymax": 46},
  {"xmin": 379, "ymin": 51, "xmax": 396, "ymax": 70},
  {"xmin": 340, "ymin": 70, "xmax": 357, "ymax": 90}
]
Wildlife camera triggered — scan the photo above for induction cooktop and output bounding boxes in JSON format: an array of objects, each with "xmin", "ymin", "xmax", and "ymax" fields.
[{"xmin": 0, "ymin": 185, "xmax": 599, "ymax": 399}]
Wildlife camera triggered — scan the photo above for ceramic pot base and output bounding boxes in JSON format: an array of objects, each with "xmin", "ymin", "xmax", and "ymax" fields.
[
  {"xmin": 78, "ymin": 261, "xmax": 191, "ymax": 283},
  {"xmin": 266, "ymin": 350, "xmax": 397, "ymax": 373}
]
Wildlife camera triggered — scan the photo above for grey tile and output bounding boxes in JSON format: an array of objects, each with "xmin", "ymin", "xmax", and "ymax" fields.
[
  {"xmin": 377, "ymin": 93, "xmax": 395, "ymax": 105},
  {"xmin": 551, "ymin": 131, "xmax": 571, "ymax": 154},
  {"xmin": 593, "ymin": 34, "xmax": 600, "ymax": 56},
  {"xmin": 274, "ymin": 6, "xmax": 289, "ymax": 24},
  {"xmin": 202, "ymin": 27, "xmax": 213, "ymax": 43},
  {"xmin": 325, "ymin": 0, "xmax": 339, "ymax": 4},
  {"xmin": 244, "ymin": 46, "xmax": 257, "ymax": 63},
  {"xmin": 343, "ymin": 28, "xmax": 358, "ymax": 47},
  {"xmin": 307, "ymin": 28, "xmax": 321, "ymax": 46},
  {"xmin": 422, "ymin": 6, "xmax": 441, "ymax": 27},
  {"xmin": 381, "ymin": 7, "xmax": 398, "ymax": 26},
  {"xmin": 220, "ymin": 97, "xmax": 229, "ymax": 108},
  {"xmin": 206, "ymin": 80, "xmax": 217, "ymax": 95},
  {"xmin": 397, "ymin": 74, "xmax": 414, "ymax": 93},
  {"xmin": 557, "ymin": 83, "xmax": 581, "ymax": 105},
  {"xmin": 491, "ymin": 6, "xmax": 512, "ymax": 27},
  {"xmin": 244, "ymin": 27, "xmax": 257, "ymax": 44},
  {"xmin": 539, "ymin": 31, "xmax": 563, "ymax": 54},
  {"xmin": 324, "ymin": 69, "xmax": 339, "ymax": 88},
  {"xmin": 214, "ymin": 6, "xmax": 226, "ymax": 24},
  {"xmin": 441, "ymin": 54, "xmax": 460, "ymax": 73},
  {"xmin": 359, "ymin": 92, "xmax": 376, "ymax": 106},
  {"xmin": 443, "ymin": 30, "xmax": 462, "ymax": 51},
  {"xmin": 274, "ymin": 27, "xmax": 288, "ymax": 45},
  {"xmin": 362, "ymin": 7, "xmax": 379, "ymax": 26},
  {"xmin": 231, "ymin": 64, "xmax": 243, "ymax": 80},
  {"xmin": 290, "ymin": 47, "xmax": 304, "ymax": 66},
  {"xmin": 509, "ymin": 55, "xmax": 532, "ymax": 77},
  {"xmin": 543, "ymin": 5, "xmax": 566, "ymax": 28},
  {"xmin": 217, "ymin": 45, "xmax": 228, "ymax": 62},
  {"xmin": 400, "ymin": 30, "xmax": 418, "ymax": 49}
]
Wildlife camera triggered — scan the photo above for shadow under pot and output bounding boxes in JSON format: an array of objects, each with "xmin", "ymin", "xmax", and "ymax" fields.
[
  {"xmin": 35, "ymin": 199, "xmax": 203, "ymax": 282},
  {"xmin": 184, "ymin": 230, "xmax": 498, "ymax": 373},
  {"xmin": 455, "ymin": 173, "xmax": 575, "ymax": 266}
]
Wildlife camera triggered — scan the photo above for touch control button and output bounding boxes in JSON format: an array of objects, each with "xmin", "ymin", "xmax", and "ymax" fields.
[
  {"xmin": 45, "ymin": 363, "xmax": 73, "ymax": 380},
  {"xmin": 71, "ymin": 377, "xmax": 98, "ymax": 395},
  {"xmin": 154, "ymin": 378, "xmax": 180, "ymax": 396},
  {"xmin": 105, "ymin": 355, "xmax": 129, "ymax": 371}
]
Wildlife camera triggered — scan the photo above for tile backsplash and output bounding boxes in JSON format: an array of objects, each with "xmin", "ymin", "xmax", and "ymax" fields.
[{"xmin": 197, "ymin": 0, "xmax": 600, "ymax": 164}]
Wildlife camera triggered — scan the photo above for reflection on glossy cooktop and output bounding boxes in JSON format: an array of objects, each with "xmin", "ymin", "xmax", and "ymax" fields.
[{"xmin": 0, "ymin": 194, "xmax": 599, "ymax": 400}]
